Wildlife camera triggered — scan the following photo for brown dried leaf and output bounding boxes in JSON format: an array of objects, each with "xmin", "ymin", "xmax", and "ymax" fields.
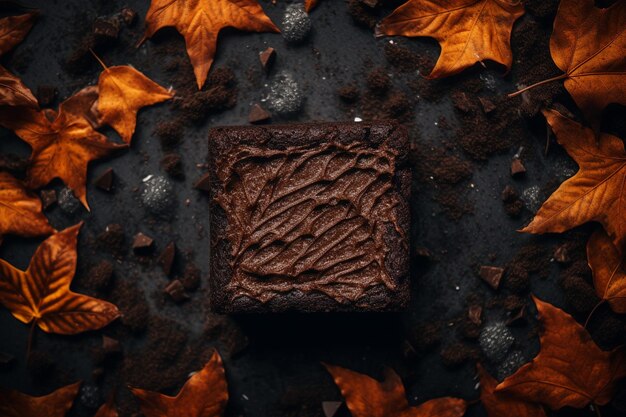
[
  {"xmin": 0, "ymin": 223, "xmax": 120, "ymax": 334},
  {"xmin": 496, "ymin": 296, "xmax": 626, "ymax": 409},
  {"xmin": 0, "ymin": 65, "xmax": 37, "ymax": 108},
  {"xmin": 521, "ymin": 109, "xmax": 626, "ymax": 249},
  {"xmin": 97, "ymin": 65, "xmax": 173, "ymax": 144},
  {"xmin": 130, "ymin": 351, "xmax": 228, "ymax": 417},
  {"xmin": 376, "ymin": 0, "xmax": 524, "ymax": 78},
  {"xmin": 0, "ymin": 11, "xmax": 37, "ymax": 56},
  {"xmin": 588, "ymin": 229, "xmax": 626, "ymax": 314},
  {"xmin": 0, "ymin": 171, "xmax": 54, "ymax": 243},
  {"xmin": 143, "ymin": 0, "xmax": 279, "ymax": 89},
  {"xmin": 0, "ymin": 382, "xmax": 80, "ymax": 417},
  {"xmin": 324, "ymin": 363, "xmax": 467, "ymax": 417}
]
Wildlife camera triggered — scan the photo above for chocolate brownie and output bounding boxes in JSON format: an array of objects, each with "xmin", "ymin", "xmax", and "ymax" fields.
[{"xmin": 208, "ymin": 121, "xmax": 411, "ymax": 313}]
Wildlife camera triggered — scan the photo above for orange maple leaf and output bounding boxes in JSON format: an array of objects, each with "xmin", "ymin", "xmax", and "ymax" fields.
[
  {"xmin": 97, "ymin": 62, "xmax": 173, "ymax": 144},
  {"xmin": 520, "ymin": 109, "xmax": 626, "ymax": 249},
  {"xmin": 0, "ymin": 381, "xmax": 80, "ymax": 417},
  {"xmin": 0, "ymin": 171, "xmax": 54, "ymax": 243},
  {"xmin": 376, "ymin": 0, "xmax": 525, "ymax": 79},
  {"xmin": 496, "ymin": 296, "xmax": 626, "ymax": 410},
  {"xmin": 0, "ymin": 11, "xmax": 37, "ymax": 56},
  {"xmin": 324, "ymin": 363, "xmax": 467, "ymax": 417},
  {"xmin": 0, "ymin": 90, "xmax": 126, "ymax": 209},
  {"xmin": 588, "ymin": 229, "xmax": 626, "ymax": 314},
  {"xmin": 142, "ymin": 0, "xmax": 280, "ymax": 89},
  {"xmin": 510, "ymin": 0, "xmax": 626, "ymax": 131},
  {"xmin": 0, "ymin": 223, "xmax": 120, "ymax": 335},
  {"xmin": 130, "ymin": 351, "xmax": 228, "ymax": 417},
  {"xmin": 305, "ymin": 0, "xmax": 318, "ymax": 13},
  {"xmin": 0, "ymin": 65, "xmax": 38, "ymax": 108},
  {"xmin": 477, "ymin": 364, "xmax": 546, "ymax": 417}
]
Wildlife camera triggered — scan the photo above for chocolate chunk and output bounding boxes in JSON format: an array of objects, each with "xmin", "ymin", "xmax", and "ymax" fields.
[
  {"xmin": 93, "ymin": 168, "xmax": 114, "ymax": 191},
  {"xmin": 209, "ymin": 121, "xmax": 410, "ymax": 313},
  {"xmin": 158, "ymin": 242, "xmax": 176, "ymax": 276},
  {"xmin": 479, "ymin": 265, "xmax": 504, "ymax": 290},
  {"xmin": 119, "ymin": 7, "xmax": 137, "ymax": 26},
  {"xmin": 36, "ymin": 85, "xmax": 57, "ymax": 107},
  {"xmin": 337, "ymin": 84, "xmax": 360, "ymax": 103},
  {"xmin": 102, "ymin": 335, "xmax": 121, "ymax": 354},
  {"xmin": 181, "ymin": 264, "xmax": 201, "ymax": 291},
  {"xmin": 164, "ymin": 279, "xmax": 189, "ymax": 302},
  {"xmin": 506, "ymin": 305, "xmax": 527, "ymax": 327},
  {"xmin": 93, "ymin": 17, "xmax": 120, "ymax": 40},
  {"xmin": 553, "ymin": 244, "xmax": 570, "ymax": 264},
  {"xmin": 510, "ymin": 158, "xmax": 526, "ymax": 177},
  {"xmin": 248, "ymin": 103, "xmax": 271, "ymax": 124},
  {"xmin": 132, "ymin": 232, "xmax": 154, "ymax": 255},
  {"xmin": 40, "ymin": 189, "xmax": 57, "ymax": 210},
  {"xmin": 194, "ymin": 172, "xmax": 211, "ymax": 192},
  {"xmin": 322, "ymin": 401, "xmax": 343, "ymax": 417},
  {"xmin": 501, "ymin": 185, "xmax": 518, "ymax": 202},
  {"xmin": 468, "ymin": 305, "xmax": 482, "ymax": 326},
  {"xmin": 161, "ymin": 153, "xmax": 184, "ymax": 180},
  {"xmin": 259, "ymin": 47, "xmax": 276, "ymax": 72},
  {"xmin": 478, "ymin": 97, "xmax": 496, "ymax": 114}
]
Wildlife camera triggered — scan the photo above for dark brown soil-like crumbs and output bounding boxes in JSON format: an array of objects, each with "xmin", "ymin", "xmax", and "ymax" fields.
[
  {"xmin": 366, "ymin": 67, "xmax": 391, "ymax": 95},
  {"xmin": 81, "ymin": 260, "xmax": 114, "ymax": 292},
  {"xmin": 501, "ymin": 185, "xmax": 524, "ymax": 217},
  {"xmin": 161, "ymin": 153, "xmax": 185, "ymax": 180},
  {"xmin": 97, "ymin": 224, "xmax": 126, "ymax": 258},
  {"xmin": 204, "ymin": 314, "xmax": 249, "ymax": 359},
  {"xmin": 384, "ymin": 42, "xmax": 432, "ymax": 74},
  {"xmin": 337, "ymin": 84, "xmax": 360, "ymax": 103},
  {"xmin": 154, "ymin": 120, "xmax": 184, "ymax": 151},
  {"xmin": 410, "ymin": 322, "xmax": 442, "ymax": 352},
  {"xmin": 346, "ymin": 0, "xmax": 379, "ymax": 30},
  {"xmin": 439, "ymin": 343, "xmax": 479, "ymax": 368},
  {"xmin": 180, "ymin": 263, "xmax": 201, "ymax": 291},
  {"xmin": 559, "ymin": 261, "xmax": 599, "ymax": 314},
  {"xmin": 109, "ymin": 279, "xmax": 150, "ymax": 334},
  {"xmin": 503, "ymin": 244, "xmax": 552, "ymax": 293}
]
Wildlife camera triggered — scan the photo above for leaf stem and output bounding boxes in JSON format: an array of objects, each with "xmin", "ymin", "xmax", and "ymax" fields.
[
  {"xmin": 594, "ymin": 403, "xmax": 602, "ymax": 417},
  {"xmin": 508, "ymin": 73, "xmax": 568, "ymax": 98},
  {"xmin": 89, "ymin": 48, "xmax": 108, "ymax": 70},
  {"xmin": 584, "ymin": 300, "xmax": 606, "ymax": 329}
]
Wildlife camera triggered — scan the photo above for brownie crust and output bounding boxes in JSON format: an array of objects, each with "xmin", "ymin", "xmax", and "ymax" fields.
[{"xmin": 209, "ymin": 121, "xmax": 410, "ymax": 313}]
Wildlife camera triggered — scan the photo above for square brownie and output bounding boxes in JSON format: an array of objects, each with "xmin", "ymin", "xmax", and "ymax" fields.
[{"xmin": 208, "ymin": 121, "xmax": 411, "ymax": 313}]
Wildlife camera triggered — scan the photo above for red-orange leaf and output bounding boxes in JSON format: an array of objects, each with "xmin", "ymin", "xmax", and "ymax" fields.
[
  {"xmin": 143, "ymin": 0, "xmax": 280, "ymax": 89},
  {"xmin": 305, "ymin": 0, "xmax": 318, "ymax": 13},
  {"xmin": 0, "ymin": 223, "xmax": 120, "ymax": 335},
  {"xmin": 588, "ymin": 229, "xmax": 626, "ymax": 314},
  {"xmin": 130, "ymin": 351, "xmax": 228, "ymax": 417},
  {"xmin": 0, "ymin": 381, "xmax": 80, "ymax": 417},
  {"xmin": 496, "ymin": 296, "xmax": 626, "ymax": 409},
  {"xmin": 324, "ymin": 363, "xmax": 467, "ymax": 417},
  {"xmin": 520, "ymin": 109, "xmax": 626, "ymax": 249},
  {"xmin": 0, "ymin": 65, "xmax": 38, "ymax": 108},
  {"xmin": 97, "ymin": 65, "xmax": 173, "ymax": 144},
  {"xmin": 477, "ymin": 364, "xmax": 546, "ymax": 417},
  {"xmin": 0, "ymin": 91, "xmax": 125, "ymax": 209},
  {"xmin": 0, "ymin": 12, "xmax": 37, "ymax": 56},
  {"xmin": 0, "ymin": 171, "xmax": 54, "ymax": 243},
  {"xmin": 376, "ymin": 0, "xmax": 524, "ymax": 79},
  {"xmin": 94, "ymin": 396, "xmax": 118, "ymax": 417}
]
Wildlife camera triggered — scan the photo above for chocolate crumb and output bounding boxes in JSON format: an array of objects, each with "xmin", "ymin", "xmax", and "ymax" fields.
[
  {"xmin": 93, "ymin": 168, "xmax": 114, "ymax": 191},
  {"xmin": 248, "ymin": 103, "xmax": 271, "ymax": 124},
  {"xmin": 194, "ymin": 172, "xmax": 211, "ymax": 192},
  {"xmin": 259, "ymin": 47, "xmax": 276, "ymax": 72},
  {"xmin": 164, "ymin": 280, "xmax": 189, "ymax": 303},
  {"xmin": 132, "ymin": 233, "xmax": 154, "ymax": 255},
  {"xmin": 479, "ymin": 266, "xmax": 504, "ymax": 290},
  {"xmin": 158, "ymin": 242, "xmax": 176, "ymax": 276},
  {"xmin": 161, "ymin": 153, "xmax": 185, "ymax": 180}
]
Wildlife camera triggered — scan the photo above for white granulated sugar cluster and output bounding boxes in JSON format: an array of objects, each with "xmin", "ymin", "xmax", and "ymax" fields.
[
  {"xmin": 141, "ymin": 175, "xmax": 174, "ymax": 215},
  {"xmin": 479, "ymin": 321, "xmax": 515, "ymax": 363},
  {"xmin": 281, "ymin": 4, "xmax": 311, "ymax": 43},
  {"xmin": 58, "ymin": 187, "xmax": 81, "ymax": 214},
  {"xmin": 267, "ymin": 71, "xmax": 304, "ymax": 115}
]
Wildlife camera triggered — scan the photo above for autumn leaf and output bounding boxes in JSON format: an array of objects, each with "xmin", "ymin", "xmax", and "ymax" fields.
[
  {"xmin": 376, "ymin": 0, "xmax": 524, "ymax": 79},
  {"xmin": 588, "ymin": 229, "xmax": 626, "ymax": 314},
  {"xmin": 96, "ymin": 63, "xmax": 173, "ymax": 144},
  {"xmin": 142, "ymin": 0, "xmax": 280, "ymax": 89},
  {"xmin": 520, "ymin": 109, "xmax": 626, "ymax": 249},
  {"xmin": 0, "ymin": 223, "xmax": 120, "ymax": 335},
  {"xmin": 94, "ymin": 394, "xmax": 119, "ymax": 417},
  {"xmin": 0, "ymin": 12, "xmax": 37, "ymax": 56},
  {"xmin": 305, "ymin": 0, "xmax": 318, "ymax": 12},
  {"xmin": 510, "ymin": 0, "xmax": 626, "ymax": 131},
  {"xmin": 0, "ymin": 381, "xmax": 80, "ymax": 417},
  {"xmin": 0, "ymin": 90, "xmax": 126, "ymax": 209},
  {"xmin": 324, "ymin": 363, "xmax": 467, "ymax": 417},
  {"xmin": 0, "ymin": 171, "xmax": 54, "ymax": 243},
  {"xmin": 0, "ymin": 65, "xmax": 38, "ymax": 108},
  {"xmin": 496, "ymin": 296, "xmax": 626, "ymax": 410},
  {"xmin": 477, "ymin": 364, "xmax": 546, "ymax": 417},
  {"xmin": 130, "ymin": 350, "xmax": 228, "ymax": 417}
]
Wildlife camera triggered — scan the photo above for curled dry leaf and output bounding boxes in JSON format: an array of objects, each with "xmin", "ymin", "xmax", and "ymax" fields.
[
  {"xmin": 0, "ymin": 90, "xmax": 125, "ymax": 210},
  {"xmin": 0, "ymin": 171, "xmax": 54, "ymax": 243},
  {"xmin": 0, "ymin": 381, "xmax": 80, "ymax": 417},
  {"xmin": 0, "ymin": 11, "xmax": 37, "ymax": 56},
  {"xmin": 588, "ymin": 229, "xmax": 626, "ymax": 314},
  {"xmin": 130, "ymin": 350, "xmax": 228, "ymax": 417},
  {"xmin": 324, "ymin": 363, "xmax": 467, "ymax": 417},
  {"xmin": 142, "ymin": 0, "xmax": 279, "ymax": 89},
  {"xmin": 0, "ymin": 65, "xmax": 38, "ymax": 108},
  {"xmin": 376, "ymin": 0, "xmax": 524, "ymax": 78},
  {"xmin": 477, "ymin": 364, "xmax": 546, "ymax": 417},
  {"xmin": 305, "ymin": 0, "xmax": 318, "ymax": 13},
  {"xmin": 0, "ymin": 223, "xmax": 120, "ymax": 335},
  {"xmin": 513, "ymin": 0, "xmax": 626, "ymax": 130},
  {"xmin": 97, "ymin": 65, "xmax": 173, "ymax": 144},
  {"xmin": 521, "ymin": 109, "xmax": 626, "ymax": 249},
  {"xmin": 496, "ymin": 296, "xmax": 626, "ymax": 410}
]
